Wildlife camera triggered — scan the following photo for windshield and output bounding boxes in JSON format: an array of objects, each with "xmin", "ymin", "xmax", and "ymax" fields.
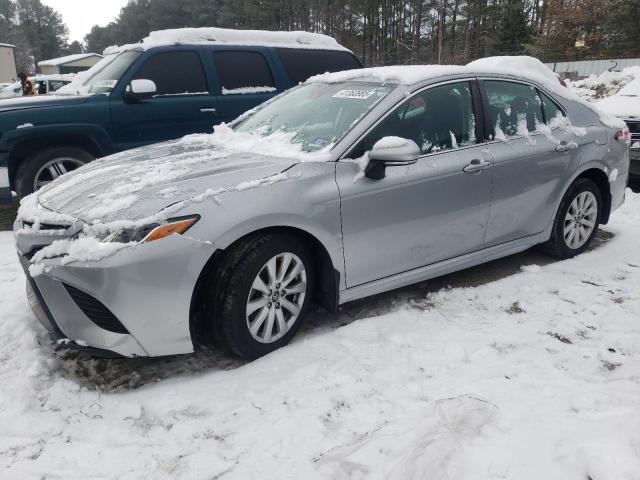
[
  {"xmin": 81, "ymin": 51, "xmax": 142, "ymax": 94},
  {"xmin": 233, "ymin": 81, "xmax": 395, "ymax": 152}
]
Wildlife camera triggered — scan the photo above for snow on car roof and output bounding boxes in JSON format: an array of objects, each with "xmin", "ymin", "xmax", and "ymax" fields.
[
  {"xmin": 309, "ymin": 56, "xmax": 626, "ymax": 129},
  {"xmin": 617, "ymin": 77, "xmax": 640, "ymax": 96},
  {"xmin": 104, "ymin": 27, "xmax": 350, "ymax": 55}
]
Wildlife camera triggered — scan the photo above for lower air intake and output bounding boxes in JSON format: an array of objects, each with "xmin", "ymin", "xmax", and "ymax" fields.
[{"xmin": 62, "ymin": 284, "xmax": 129, "ymax": 334}]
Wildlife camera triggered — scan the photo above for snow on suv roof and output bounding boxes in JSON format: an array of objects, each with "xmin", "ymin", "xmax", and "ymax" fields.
[{"xmin": 104, "ymin": 27, "xmax": 350, "ymax": 55}]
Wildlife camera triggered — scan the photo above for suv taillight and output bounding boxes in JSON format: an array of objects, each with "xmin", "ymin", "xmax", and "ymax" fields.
[{"xmin": 615, "ymin": 128, "xmax": 631, "ymax": 142}]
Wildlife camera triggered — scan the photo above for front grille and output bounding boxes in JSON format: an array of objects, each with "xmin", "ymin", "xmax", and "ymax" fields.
[
  {"xmin": 22, "ymin": 220, "xmax": 69, "ymax": 231},
  {"xmin": 62, "ymin": 284, "xmax": 129, "ymax": 334}
]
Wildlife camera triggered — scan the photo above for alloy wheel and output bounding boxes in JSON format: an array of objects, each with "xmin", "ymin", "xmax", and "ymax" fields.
[
  {"xmin": 33, "ymin": 157, "xmax": 85, "ymax": 191},
  {"xmin": 563, "ymin": 191, "xmax": 598, "ymax": 249},
  {"xmin": 246, "ymin": 252, "xmax": 307, "ymax": 344}
]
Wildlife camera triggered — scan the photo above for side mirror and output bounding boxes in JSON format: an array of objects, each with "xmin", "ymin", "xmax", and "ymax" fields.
[
  {"xmin": 124, "ymin": 79, "xmax": 157, "ymax": 103},
  {"xmin": 365, "ymin": 137, "xmax": 420, "ymax": 180}
]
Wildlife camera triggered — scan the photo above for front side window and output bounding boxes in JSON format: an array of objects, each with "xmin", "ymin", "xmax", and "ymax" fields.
[
  {"xmin": 351, "ymin": 81, "xmax": 478, "ymax": 158},
  {"xmin": 133, "ymin": 51, "xmax": 208, "ymax": 96},
  {"xmin": 233, "ymin": 81, "xmax": 394, "ymax": 151},
  {"xmin": 213, "ymin": 51, "xmax": 275, "ymax": 94},
  {"xmin": 484, "ymin": 80, "xmax": 544, "ymax": 139}
]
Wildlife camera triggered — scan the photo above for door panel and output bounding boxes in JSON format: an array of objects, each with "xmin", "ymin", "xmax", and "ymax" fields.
[
  {"xmin": 110, "ymin": 95, "xmax": 219, "ymax": 150},
  {"xmin": 337, "ymin": 80, "xmax": 493, "ymax": 287},
  {"xmin": 480, "ymin": 80, "xmax": 579, "ymax": 246},
  {"xmin": 337, "ymin": 147, "xmax": 493, "ymax": 288},
  {"xmin": 485, "ymin": 133, "xmax": 576, "ymax": 245},
  {"xmin": 109, "ymin": 50, "xmax": 219, "ymax": 150}
]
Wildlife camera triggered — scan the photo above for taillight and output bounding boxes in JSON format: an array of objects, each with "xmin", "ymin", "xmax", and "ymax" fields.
[{"xmin": 615, "ymin": 128, "xmax": 631, "ymax": 142}]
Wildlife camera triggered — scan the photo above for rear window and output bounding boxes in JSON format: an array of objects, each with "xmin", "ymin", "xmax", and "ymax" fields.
[
  {"xmin": 277, "ymin": 49, "xmax": 361, "ymax": 85},
  {"xmin": 213, "ymin": 51, "xmax": 275, "ymax": 93}
]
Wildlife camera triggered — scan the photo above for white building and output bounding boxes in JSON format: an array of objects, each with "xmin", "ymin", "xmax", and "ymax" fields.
[
  {"xmin": 38, "ymin": 53, "xmax": 102, "ymax": 75},
  {"xmin": 0, "ymin": 43, "xmax": 17, "ymax": 83}
]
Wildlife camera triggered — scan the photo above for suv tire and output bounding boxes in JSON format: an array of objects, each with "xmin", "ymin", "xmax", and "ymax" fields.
[
  {"xmin": 539, "ymin": 177, "xmax": 602, "ymax": 259},
  {"xmin": 16, "ymin": 146, "xmax": 94, "ymax": 198},
  {"xmin": 204, "ymin": 233, "xmax": 314, "ymax": 359}
]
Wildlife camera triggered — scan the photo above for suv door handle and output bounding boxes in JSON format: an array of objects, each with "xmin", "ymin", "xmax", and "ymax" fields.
[
  {"xmin": 463, "ymin": 159, "xmax": 491, "ymax": 173},
  {"xmin": 555, "ymin": 141, "xmax": 578, "ymax": 152},
  {"xmin": 200, "ymin": 107, "xmax": 217, "ymax": 113}
]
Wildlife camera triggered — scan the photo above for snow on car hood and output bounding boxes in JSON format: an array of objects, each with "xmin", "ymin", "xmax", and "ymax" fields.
[
  {"xmin": 596, "ymin": 94, "xmax": 640, "ymax": 119},
  {"xmin": 35, "ymin": 138, "xmax": 297, "ymax": 225}
]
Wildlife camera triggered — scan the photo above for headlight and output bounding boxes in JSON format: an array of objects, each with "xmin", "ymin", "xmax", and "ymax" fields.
[{"xmin": 102, "ymin": 215, "xmax": 200, "ymax": 244}]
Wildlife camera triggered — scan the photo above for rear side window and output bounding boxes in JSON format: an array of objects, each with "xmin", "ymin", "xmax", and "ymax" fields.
[
  {"xmin": 539, "ymin": 91, "xmax": 564, "ymax": 123},
  {"xmin": 133, "ymin": 51, "xmax": 207, "ymax": 96},
  {"xmin": 213, "ymin": 51, "xmax": 275, "ymax": 93},
  {"xmin": 277, "ymin": 49, "xmax": 361, "ymax": 85},
  {"xmin": 483, "ymin": 80, "xmax": 544, "ymax": 138}
]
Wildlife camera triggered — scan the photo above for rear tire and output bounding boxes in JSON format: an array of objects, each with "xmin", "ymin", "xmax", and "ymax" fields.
[
  {"xmin": 539, "ymin": 178, "xmax": 601, "ymax": 259},
  {"xmin": 15, "ymin": 146, "xmax": 94, "ymax": 198},
  {"xmin": 204, "ymin": 233, "xmax": 314, "ymax": 360}
]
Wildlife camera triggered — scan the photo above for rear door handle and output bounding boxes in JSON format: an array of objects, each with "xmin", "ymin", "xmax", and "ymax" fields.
[
  {"xmin": 463, "ymin": 159, "xmax": 492, "ymax": 173},
  {"xmin": 200, "ymin": 107, "xmax": 217, "ymax": 113},
  {"xmin": 555, "ymin": 141, "xmax": 578, "ymax": 152}
]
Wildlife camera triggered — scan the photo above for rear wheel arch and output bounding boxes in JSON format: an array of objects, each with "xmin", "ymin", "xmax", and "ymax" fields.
[
  {"xmin": 577, "ymin": 168, "xmax": 611, "ymax": 224},
  {"xmin": 189, "ymin": 226, "xmax": 340, "ymax": 350}
]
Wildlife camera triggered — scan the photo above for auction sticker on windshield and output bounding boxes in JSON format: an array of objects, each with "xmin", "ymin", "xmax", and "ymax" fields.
[{"xmin": 333, "ymin": 89, "xmax": 377, "ymax": 100}]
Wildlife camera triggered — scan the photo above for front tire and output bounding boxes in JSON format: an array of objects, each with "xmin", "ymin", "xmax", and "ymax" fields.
[
  {"xmin": 540, "ymin": 178, "xmax": 601, "ymax": 259},
  {"xmin": 205, "ymin": 234, "xmax": 314, "ymax": 359},
  {"xmin": 15, "ymin": 146, "xmax": 94, "ymax": 198}
]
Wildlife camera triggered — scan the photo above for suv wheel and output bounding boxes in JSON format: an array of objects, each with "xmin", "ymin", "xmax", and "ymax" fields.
[
  {"xmin": 540, "ymin": 177, "xmax": 602, "ymax": 259},
  {"xmin": 205, "ymin": 233, "xmax": 314, "ymax": 359},
  {"xmin": 16, "ymin": 146, "xmax": 94, "ymax": 197}
]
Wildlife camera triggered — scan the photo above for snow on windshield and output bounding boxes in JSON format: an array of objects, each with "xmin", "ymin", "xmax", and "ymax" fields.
[{"xmin": 234, "ymin": 82, "xmax": 394, "ymax": 152}]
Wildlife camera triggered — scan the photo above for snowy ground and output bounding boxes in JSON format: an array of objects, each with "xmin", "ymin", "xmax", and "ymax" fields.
[{"xmin": 1, "ymin": 191, "xmax": 640, "ymax": 479}]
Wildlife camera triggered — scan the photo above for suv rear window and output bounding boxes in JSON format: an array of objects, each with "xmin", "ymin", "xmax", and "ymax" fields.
[
  {"xmin": 133, "ymin": 51, "xmax": 207, "ymax": 96},
  {"xmin": 213, "ymin": 51, "xmax": 275, "ymax": 93},
  {"xmin": 277, "ymin": 49, "xmax": 361, "ymax": 85}
]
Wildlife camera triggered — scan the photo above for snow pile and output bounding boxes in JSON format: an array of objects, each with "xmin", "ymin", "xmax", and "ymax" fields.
[
  {"xmin": 566, "ymin": 66, "xmax": 640, "ymax": 100},
  {"xmin": 2, "ymin": 191, "xmax": 640, "ymax": 478},
  {"xmin": 105, "ymin": 27, "xmax": 349, "ymax": 55}
]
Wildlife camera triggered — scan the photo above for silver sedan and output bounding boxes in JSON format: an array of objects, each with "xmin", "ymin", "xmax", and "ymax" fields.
[{"xmin": 14, "ymin": 65, "xmax": 630, "ymax": 359}]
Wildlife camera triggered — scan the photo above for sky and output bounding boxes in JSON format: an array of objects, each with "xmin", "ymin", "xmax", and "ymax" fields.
[{"xmin": 42, "ymin": 0, "xmax": 129, "ymax": 44}]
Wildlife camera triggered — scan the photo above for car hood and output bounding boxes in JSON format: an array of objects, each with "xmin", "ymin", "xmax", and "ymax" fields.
[
  {"xmin": 0, "ymin": 94, "xmax": 92, "ymax": 113},
  {"xmin": 37, "ymin": 139, "xmax": 298, "ymax": 224},
  {"xmin": 596, "ymin": 94, "xmax": 640, "ymax": 120}
]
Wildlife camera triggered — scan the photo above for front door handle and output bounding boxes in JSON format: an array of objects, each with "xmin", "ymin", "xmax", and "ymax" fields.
[
  {"xmin": 200, "ymin": 107, "xmax": 217, "ymax": 113},
  {"xmin": 463, "ymin": 159, "xmax": 492, "ymax": 173},
  {"xmin": 555, "ymin": 141, "xmax": 578, "ymax": 152}
]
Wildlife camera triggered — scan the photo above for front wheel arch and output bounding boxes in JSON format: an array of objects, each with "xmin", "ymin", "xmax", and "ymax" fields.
[{"xmin": 189, "ymin": 226, "xmax": 340, "ymax": 350}]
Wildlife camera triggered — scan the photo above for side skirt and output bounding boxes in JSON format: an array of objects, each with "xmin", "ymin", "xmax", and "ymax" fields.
[{"xmin": 339, "ymin": 231, "xmax": 550, "ymax": 305}]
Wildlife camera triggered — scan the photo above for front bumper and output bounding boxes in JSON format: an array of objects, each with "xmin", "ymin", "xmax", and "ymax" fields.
[{"xmin": 16, "ymin": 229, "xmax": 216, "ymax": 357}]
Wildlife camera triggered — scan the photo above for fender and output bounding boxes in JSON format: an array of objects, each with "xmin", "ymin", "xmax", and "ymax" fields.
[
  {"xmin": 205, "ymin": 212, "xmax": 346, "ymax": 291},
  {"xmin": 1, "ymin": 123, "xmax": 115, "ymax": 156}
]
